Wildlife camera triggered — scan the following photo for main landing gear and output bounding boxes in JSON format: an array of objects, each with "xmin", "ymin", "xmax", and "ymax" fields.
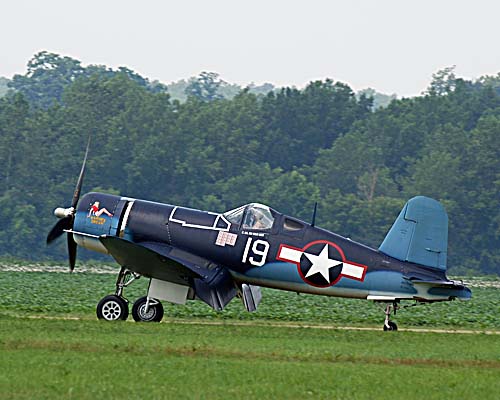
[
  {"xmin": 132, "ymin": 296, "xmax": 164, "ymax": 322},
  {"xmin": 96, "ymin": 295, "xmax": 129, "ymax": 321},
  {"xmin": 96, "ymin": 267, "xmax": 164, "ymax": 323}
]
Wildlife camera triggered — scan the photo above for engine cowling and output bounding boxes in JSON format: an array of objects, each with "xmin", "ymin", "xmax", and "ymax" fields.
[{"xmin": 73, "ymin": 192, "xmax": 129, "ymax": 254}]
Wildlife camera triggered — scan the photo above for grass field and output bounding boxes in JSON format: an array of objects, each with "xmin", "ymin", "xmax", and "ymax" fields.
[
  {"xmin": 0, "ymin": 269, "xmax": 499, "ymax": 399},
  {"xmin": 1, "ymin": 316, "xmax": 500, "ymax": 399}
]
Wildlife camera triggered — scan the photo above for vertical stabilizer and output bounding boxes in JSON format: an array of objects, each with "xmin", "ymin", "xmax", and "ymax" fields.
[{"xmin": 379, "ymin": 196, "xmax": 448, "ymax": 270}]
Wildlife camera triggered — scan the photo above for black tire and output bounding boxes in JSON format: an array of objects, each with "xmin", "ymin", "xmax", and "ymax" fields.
[
  {"xmin": 96, "ymin": 295, "xmax": 129, "ymax": 321},
  {"xmin": 383, "ymin": 321, "xmax": 398, "ymax": 331},
  {"xmin": 132, "ymin": 296, "xmax": 164, "ymax": 322}
]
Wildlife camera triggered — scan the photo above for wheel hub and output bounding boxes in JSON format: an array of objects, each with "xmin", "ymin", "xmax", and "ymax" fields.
[
  {"xmin": 139, "ymin": 304, "xmax": 156, "ymax": 320},
  {"xmin": 102, "ymin": 300, "xmax": 122, "ymax": 320}
]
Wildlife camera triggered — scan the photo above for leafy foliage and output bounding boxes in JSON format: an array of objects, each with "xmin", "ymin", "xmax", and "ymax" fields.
[
  {"xmin": 166, "ymin": 77, "xmax": 277, "ymax": 103},
  {"xmin": 0, "ymin": 54, "xmax": 499, "ymax": 274},
  {"xmin": 7, "ymin": 51, "xmax": 167, "ymax": 109},
  {"xmin": 185, "ymin": 71, "xmax": 225, "ymax": 101},
  {"xmin": 0, "ymin": 77, "xmax": 9, "ymax": 97}
]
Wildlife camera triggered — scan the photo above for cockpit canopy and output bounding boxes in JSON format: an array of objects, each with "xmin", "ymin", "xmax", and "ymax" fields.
[{"xmin": 224, "ymin": 203, "xmax": 276, "ymax": 230}]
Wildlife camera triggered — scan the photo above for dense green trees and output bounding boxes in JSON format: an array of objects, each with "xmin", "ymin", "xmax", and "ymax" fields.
[
  {"xmin": 0, "ymin": 77, "xmax": 9, "ymax": 97},
  {"xmin": 0, "ymin": 53, "xmax": 499, "ymax": 275}
]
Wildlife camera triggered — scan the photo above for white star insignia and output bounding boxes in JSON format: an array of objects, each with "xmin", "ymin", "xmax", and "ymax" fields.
[{"xmin": 303, "ymin": 244, "xmax": 343, "ymax": 281}]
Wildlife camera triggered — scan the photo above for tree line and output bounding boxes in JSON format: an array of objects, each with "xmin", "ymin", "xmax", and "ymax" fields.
[{"xmin": 1, "ymin": 52, "xmax": 499, "ymax": 275}]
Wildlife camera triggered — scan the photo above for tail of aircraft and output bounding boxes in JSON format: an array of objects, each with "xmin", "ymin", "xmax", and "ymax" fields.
[{"xmin": 379, "ymin": 196, "xmax": 448, "ymax": 271}]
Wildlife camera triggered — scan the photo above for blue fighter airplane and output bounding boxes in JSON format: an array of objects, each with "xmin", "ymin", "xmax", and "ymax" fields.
[{"xmin": 47, "ymin": 140, "xmax": 471, "ymax": 330}]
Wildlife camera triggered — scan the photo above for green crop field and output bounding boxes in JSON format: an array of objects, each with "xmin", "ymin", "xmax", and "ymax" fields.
[
  {"xmin": 0, "ymin": 269, "xmax": 499, "ymax": 329},
  {"xmin": 0, "ymin": 268, "xmax": 499, "ymax": 399}
]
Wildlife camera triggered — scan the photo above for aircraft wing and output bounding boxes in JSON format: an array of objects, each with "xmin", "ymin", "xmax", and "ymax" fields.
[
  {"xmin": 99, "ymin": 236, "xmax": 202, "ymax": 286},
  {"xmin": 99, "ymin": 236, "xmax": 238, "ymax": 310}
]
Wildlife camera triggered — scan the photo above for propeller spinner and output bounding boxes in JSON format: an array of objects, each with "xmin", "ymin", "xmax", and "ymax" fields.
[{"xmin": 46, "ymin": 136, "xmax": 91, "ymax": 271}]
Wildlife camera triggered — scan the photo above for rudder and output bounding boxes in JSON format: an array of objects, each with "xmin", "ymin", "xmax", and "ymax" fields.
[{"xmin": 379, "ymin": 196, "xmax": 448, "ymax": 270}]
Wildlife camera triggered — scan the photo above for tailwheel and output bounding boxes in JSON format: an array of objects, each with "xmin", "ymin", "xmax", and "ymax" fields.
[
  {"xmin": 132, "ymin": 296, "xmax": 164, "ymax": 322},
  {"xmin": 96, "ymin": 295, "xmax": 129, "ymax": 321},
  {"xmin": 383, "ymin": 321, "xmax": 398, "ymax": 331},
  {"xmin": 382, "ymin": 302, "xmax": 399, "ymax": 332}
]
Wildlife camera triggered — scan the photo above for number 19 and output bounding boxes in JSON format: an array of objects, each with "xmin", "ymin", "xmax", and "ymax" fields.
[{"xmin": 242, "ymin": 238, "xmax": 270, "ymax": 267}]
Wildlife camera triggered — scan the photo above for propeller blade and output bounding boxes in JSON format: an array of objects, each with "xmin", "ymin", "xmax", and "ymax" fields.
[
  {"xmin": 67, "ymin": 232, "xmax": 77, "ymax": 272},
  {"xmin": 71, "ymin": 135, "xmax": 91, "ymax": 209},
  {"xmin": 46, "ymin": 216, "xmax": 72, "ymax": 245},
  {"xmin": 48, "ymin": 136, "xmax": 91, "ymax": 270}
]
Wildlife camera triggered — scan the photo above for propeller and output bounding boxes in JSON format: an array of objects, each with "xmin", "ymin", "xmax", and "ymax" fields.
[{"xmin": 47, "ymin": 136, "xmax": 91, "ymax": 271}]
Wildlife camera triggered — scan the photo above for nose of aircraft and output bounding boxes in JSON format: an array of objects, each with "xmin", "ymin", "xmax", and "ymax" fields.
[{"xmin": 46, "ymin": 136, "xmax": 91, "ymax": 271}]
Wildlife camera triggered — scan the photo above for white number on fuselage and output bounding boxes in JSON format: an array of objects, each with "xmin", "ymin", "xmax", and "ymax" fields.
[{"xmin": 242, "ymin": 238, "xmax": 270, "ymax": 267}]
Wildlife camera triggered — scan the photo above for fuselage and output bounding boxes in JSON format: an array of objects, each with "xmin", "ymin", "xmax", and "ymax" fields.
[{"xmin": 73, "ymin": 192, "xmax": 471, "ymax": 302}]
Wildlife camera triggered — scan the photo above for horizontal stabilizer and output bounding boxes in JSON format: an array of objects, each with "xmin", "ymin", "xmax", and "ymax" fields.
[
  {"xmin": 410, "ymin": 278, "xmax": 472, "ymax": 300},
  {"xmin": 411, "ymin": 279, "xmax": 467, "ymax": 290},
  {"xmin": 379, "ymin": 196, "xmax": 448, "ymax": 270}
]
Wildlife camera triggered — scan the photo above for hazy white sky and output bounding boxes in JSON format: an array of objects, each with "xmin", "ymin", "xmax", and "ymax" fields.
[{"xmin": 1, "ymin": 0, "xmax": 499, "ymax": 96}]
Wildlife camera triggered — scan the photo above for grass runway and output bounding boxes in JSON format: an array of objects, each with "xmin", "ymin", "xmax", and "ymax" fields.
[
  {"xmin": 1, "ymin": 317, "xmax": 500, "ymax": 399},
  {"xmin": 0, "ymin": 269, "xmax": 499, "ymax": 399}
]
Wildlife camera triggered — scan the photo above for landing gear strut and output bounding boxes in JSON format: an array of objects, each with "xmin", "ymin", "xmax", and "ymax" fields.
[
  {"xmin": 96, "ymin": 267, "xmax": 140, "ymax": 321},
  {"xmin": 382, "ymin": 302, "xmax": 399, "ymax": 331},
  {"xmin": 114, "ymin": 267, "xmax": 140, "ymax": 298}
]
